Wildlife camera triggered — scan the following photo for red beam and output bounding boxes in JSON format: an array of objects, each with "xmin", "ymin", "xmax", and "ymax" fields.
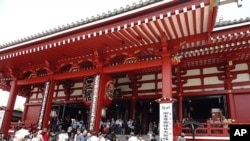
[
  {"xmin": 53, "ymin": 69, "xmax": 97, "ymax": 80},
  {"xmin": 103, "ymin": 59, "xmax": 161, "ymax": 74},
  {"xmin": 17, "ymin": 76, "xmax": 49, "ymax": 85}
]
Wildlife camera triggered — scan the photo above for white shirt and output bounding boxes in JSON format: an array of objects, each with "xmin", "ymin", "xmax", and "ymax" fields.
[
  {"xmin": 58, "ymin": 133, "xmax": 69, "ymax": 141},
  {"xmin": 88, "ymin": 136, "xmax": 99, "ymax": 141},
  {"xmin": 128, "ymin": 136, "xmax": 138, "ymax": 141}
]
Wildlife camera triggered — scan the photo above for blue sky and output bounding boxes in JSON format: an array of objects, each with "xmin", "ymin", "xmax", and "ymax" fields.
[{"xmin": 0, "ymin": 0, "xmax": 250, "ymax": 109}]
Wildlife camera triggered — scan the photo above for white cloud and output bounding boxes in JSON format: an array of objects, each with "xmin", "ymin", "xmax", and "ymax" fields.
[{"xmin": 0, "ymin": 0, "xmax": 137, "ymax": 44}]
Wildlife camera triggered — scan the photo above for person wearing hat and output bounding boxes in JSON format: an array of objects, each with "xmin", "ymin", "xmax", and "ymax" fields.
[{"xmin": 177, "ymin": 132, "xmax": 186, "ymax": 141}]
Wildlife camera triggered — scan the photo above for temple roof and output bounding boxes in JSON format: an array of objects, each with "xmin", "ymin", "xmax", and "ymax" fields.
[
  {"xmin": 0, "ymin": 0, "xmax": 163, "ymax": 49},
  {"xmin": 0, "ymin": 0, "xmax": 250, "ymax": 91},
  {"xmin": 0, "ymin": 0, "xmax": 249, "ymax": 50}
]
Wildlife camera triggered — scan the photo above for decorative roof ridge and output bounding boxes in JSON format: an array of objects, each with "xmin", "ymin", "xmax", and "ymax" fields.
[
  {"xmin": 0, "ymin": 0, "xmax": 162, "ymax": 49},
  {"xmin": 214, "ymin": 16, "xmax": 250, "ymax": 28}
]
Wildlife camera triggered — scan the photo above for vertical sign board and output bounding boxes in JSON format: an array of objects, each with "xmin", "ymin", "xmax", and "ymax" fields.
[
  {"xmin": 37, "ymin": 81, "xmax": 50, "ymax": 129},
  {"xmin": 88, "ymin": 74, "xmax": 100, "ymax": 131},
  {"xmin": 159, "ymin": 103, "xmax": 173, "ymax": 141},
  {"xmin": 0, "ymin": 110, "xmax": 5, "ymax": 130}
]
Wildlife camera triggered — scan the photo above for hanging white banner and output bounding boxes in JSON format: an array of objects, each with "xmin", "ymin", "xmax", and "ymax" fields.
[
  {"xmin": 88, "ymin": 74, "xmax": 100, "ymax": 131},
  {"xmin": 0, "ymin": 110, "xmax": 5, "ymax": 130},
  {"xmin": 159, "ymin": 103, "xmax": 173, "ymax": 141},
  {"xmin": 37, "ymin": 81, "xmax": 50, "ymax": 129}
]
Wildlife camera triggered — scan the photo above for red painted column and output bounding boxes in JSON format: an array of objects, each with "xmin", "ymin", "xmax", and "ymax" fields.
[
  {"xmin": 178, "ymin": 95, "xmax": 183, "ymax": 122},
  {"xmin": 93, "ymin": 73, "xmax": 112, "ymax": 133},
  {"xmin": 227, "ymin": 92, "xmax": 236, "ymax": 120},
  {"xmin": 42, "ymin": 79, "xmax": 56, "ymax": 130},
  {"xmin": 2, "ymin": 78, "xmax": 18, "ymax": 138},
  {"xmin": 162, "ymin": 54, "xmax": 172, "ymax": 98},
  {"xmin": 128, "ymin": 74, "xmax": 138, "ymax": 120},
  {"xmin": 224, "ymin": 65, "xmax": 236, "ymax": 120},
  {"xmin": 131, "ymin": 97, "xmax": 136, "ymax": 120}
]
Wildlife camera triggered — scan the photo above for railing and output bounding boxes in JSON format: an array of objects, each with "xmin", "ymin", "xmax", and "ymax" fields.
[{"xmin": 182, "ymin": 122, "xmax": 229, "ymax": 136}]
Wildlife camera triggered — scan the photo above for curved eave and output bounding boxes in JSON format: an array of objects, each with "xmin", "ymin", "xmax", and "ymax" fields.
[{"xmin": 0, "ymin": 0, "xmax": 187, "ymax": 52}]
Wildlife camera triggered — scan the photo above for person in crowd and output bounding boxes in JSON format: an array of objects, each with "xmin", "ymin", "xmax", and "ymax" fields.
[
  {"xmin": 222, "ymin": 116, "xmax": 228, "ymax": 128},
  {"xmin": 106, "ymin": 131, "xmax": 116, "ymax": 141},
  {"xmin": 42, "ymin": 128, "xmax": 50, "ymax": 141},
  {"xmin": 24, "ymin": 135, "xmax": 31, "ymax": 141},
  {"xmin": 57, "ymin": 130, "xmax": 69, "ymax": 141},
  {"xmin": 128, "ymin": 132, "xmax": 137, "ymax": 141},
  {"xmin": 114, "ymin": 137, "xmax": 120, "ymax": 141},
  {"xmin": 147, "ymin": 130, "xmax": 153, "ymax": 140},
  {"xmin": 31, "ymin": 129, "xmax": 44, "ymax": 141},
  {"xmin": 87, "ymin": 131, "xmax": 98, "ymax": 141},
  {"xmin": 74, "ymin": 128, "xmax": 83, "ymax": 141},
  {"xmin": 137, "ymin": 135, "xmax": 145, "ymax": 141},
  {"xmin": 150, "ymin": 133, "xmax": 157, "ymax": 141},
  {"xmin": 127, "ymin": 119, "xmax": 134, "ymax": 133},
  {"xmin": 82, "ymin": 129, "xmax": 88, "ymax": 141},
  {"xmin": 98, "ymin": 132, "xmax": 105, "ymax": 141},
  {"xmin": 152, "ymin": 122, "xmax": 158, "ymax": 135},
  {"xmin": 177, "ymin": 132, "xmax": 186, "ymax": 141}
]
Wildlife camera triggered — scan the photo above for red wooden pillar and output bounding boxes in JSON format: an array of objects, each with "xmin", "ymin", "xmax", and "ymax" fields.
[
  {"xmin": 227, "ymin": 92, "xmax": 236, "ymax": 120},
  {"xmin": 2, "ymin": 78, "xmax": 18, "ymax": 138},
  {"xmin": 92, "ymin": 73, "xmax": 112, "ymax": 133},
  {"xmin": 178, "ymin": 95, "xmax": 183, "ymax": 122},
  {"xmin": 224, "ymin": 64, "xmax": 236, "ymax": 120},
  {"xmin": 157, "ymin": 34, "xmax": 175, "ymax": 141},
  {"xmin": 161, "ymin": 54, "xmax": 172, "ymax": 99},
  {"xmin": 129, "ymin": 74, "xmax": 138, "ymax": 120},
  {"xmin": 42, "ymin": 79, "xmax": 56, "ymax": 130},
  {"xmin": 131, "ymin": 97, "xmax": 136, "ymax": 120}
]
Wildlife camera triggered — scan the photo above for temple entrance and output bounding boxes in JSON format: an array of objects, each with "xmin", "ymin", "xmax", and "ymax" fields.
[
  {"xmin": 50, "ymin": 103, "xmax": 89, "ymax": 132},
  {"xmin": 106, "ymin": 99, "xmax": 160, "ymax": 134},
  {"xmin": 183, "ymin": 95, "xmax": 228, "ymax": 122}
]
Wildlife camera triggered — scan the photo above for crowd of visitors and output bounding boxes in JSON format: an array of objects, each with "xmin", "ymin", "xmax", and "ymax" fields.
[{"xmin": 13, "ymin": 116, "xmax": 159, "ymax": 141}]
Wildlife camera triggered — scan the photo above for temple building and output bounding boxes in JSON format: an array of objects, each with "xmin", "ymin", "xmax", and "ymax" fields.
[{"xmin": 0, "ymin": 0, "xmax": 250, "ymax": 140}]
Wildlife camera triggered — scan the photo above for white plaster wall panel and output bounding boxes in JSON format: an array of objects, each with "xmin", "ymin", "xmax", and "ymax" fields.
[
  {"xmin": 232, "ymin": 63, "xmax": 248, "ymax": 72},
  {"xmin": 204, "ymin": 87, "xmax": 224, "ymax": 91},
  {"xmin": 74, "ymin": 82, "xmax": 82, "ymax": 87},
  {"xmin": 232, "ymin": 73, "xmax": 250, "ymax": 82},
  {"xmin": 30, "ymin": 94, "xmax": 37, "ymax": 99},
  {"xmin": 58, "ymin": 84, "xmax": 63, "ymax": 89},
  {"xmin": 37, "ymin": 93, "xmax": 43, "ymax": 99},
  {"xmin": 117, "ymin": 76, "xmax": 130, "ymax": 83},
  {"xmin": 31, "ymin": 87, "xmax": 38, "ymax": 92},
  {"xmin": 203, "ymin": 67, "xmax": 220, "ymax": 74},
  {"xmin": 138, "ymin": 83, "xmax": 155, "ymax": 90},
  {"xmin": 118, "ymin": 85, "xmax": 132, "ymax": 91},
  {"xmin": 233, "ymin": 85, "xmax": 250, "ymax": 89},
  {"xmin": 71, "ymin": 89, "xmax": 82, "ymax": 96},
  {"xmin": 158, "ymin": 82, "xmax": 162, "ymax": 89},
  {"xmin": 57, "ymin": 91, "xmax": 66, "ymax": 97},
  {"xmin": 141, "ymin": 74, "xmax": 155, "ymax": 80},
  {"xmin": 204, "ymin": 76, "xmax": 223, "ymax": 85},
  {"xmin": 183, "ymin": 69, "xmax": 200, "ymax": 76},
  {"xmin": 157, "ymin": 73, "xmax": 162, "ymax": 79},
  {"xmin": 183, "ymin": 78, "xmax": 201, "ymax": 86},
  {"xmin": 183, "ymin": 89, "xmax": 203, "ymax": 92}
]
